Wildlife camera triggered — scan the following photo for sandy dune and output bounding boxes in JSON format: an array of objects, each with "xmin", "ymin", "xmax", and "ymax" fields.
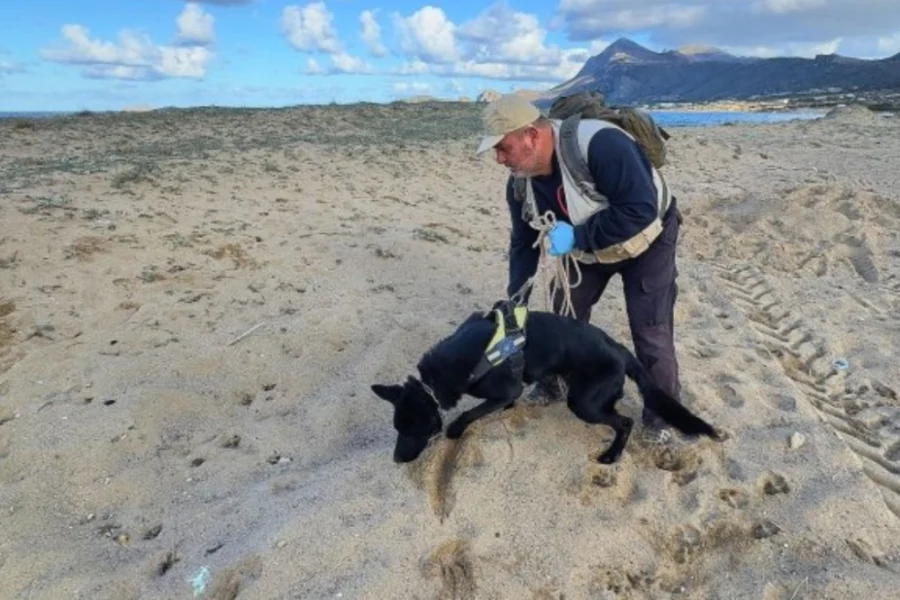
[{"xmin": 2, "ymin": 103, "xmax": 900, "ymax": 599}]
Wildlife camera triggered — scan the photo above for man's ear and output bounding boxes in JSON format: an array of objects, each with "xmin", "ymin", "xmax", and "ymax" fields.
[{"xmin": 371, "ymin": 383, "xmax": 402, "ymax": 404}]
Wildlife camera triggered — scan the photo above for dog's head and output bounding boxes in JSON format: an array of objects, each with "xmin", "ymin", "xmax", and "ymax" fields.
[{"xmin": 371, "ymin": 376, "xmax": 443, "ymax": 463}]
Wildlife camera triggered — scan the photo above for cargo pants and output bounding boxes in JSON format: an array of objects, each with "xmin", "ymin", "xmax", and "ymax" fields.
[{"xmin": 549, "ymin": 203, "xmax": 683, "ymax": 425}]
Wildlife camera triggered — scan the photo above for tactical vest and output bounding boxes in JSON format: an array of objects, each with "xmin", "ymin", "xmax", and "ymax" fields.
[{"xmin": 518, "ymin": 118, "xmax": 672, "ymax": 264}]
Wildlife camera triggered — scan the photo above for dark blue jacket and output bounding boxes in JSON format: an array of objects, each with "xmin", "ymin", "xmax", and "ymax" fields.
[{"xmin": 505, "ymin": 126, "xmax": 672, "ymax": 298}]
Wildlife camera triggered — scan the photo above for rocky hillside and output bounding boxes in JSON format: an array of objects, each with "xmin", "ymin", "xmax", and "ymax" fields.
[{"xmin": 534, "ymin": 38, "xmax": 900, "ymax": 107}]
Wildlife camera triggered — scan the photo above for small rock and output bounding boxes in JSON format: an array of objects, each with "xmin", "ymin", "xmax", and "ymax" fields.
[
  {"xmin": 788, "ymin": 432, "xmax": 806, "ymax": 450},
  {"xmin": 276, "ymin": 540, "xmax": 287, "ymax": 548}
]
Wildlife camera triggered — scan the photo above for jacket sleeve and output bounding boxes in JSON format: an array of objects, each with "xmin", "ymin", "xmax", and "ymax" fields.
[
  {"xmin": 505, "ymin": 176, "xmax": 540, "ymax": 300},
  {"xmin": 571, "ymin": 127, "xmax": 660, "ymax": 252}
]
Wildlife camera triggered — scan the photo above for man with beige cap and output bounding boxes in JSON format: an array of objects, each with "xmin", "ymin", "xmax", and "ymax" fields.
[{"xmin": 476, "ymin": 93, "xmax": 683, "ymax": 439}]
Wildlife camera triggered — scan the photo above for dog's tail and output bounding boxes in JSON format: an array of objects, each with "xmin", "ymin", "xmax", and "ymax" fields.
[{"xmin": 618, "ymin": 343, "xmax": 720, "ymax": 439}]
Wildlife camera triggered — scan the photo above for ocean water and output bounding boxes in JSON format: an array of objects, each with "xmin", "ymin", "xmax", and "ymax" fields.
[
  {"xmin": 649, "ymin": 109, "xmax": 826, "ymax": 128},
  {"xmin": 0, "ymin": 111, "xmax": 68, "ymax": 119},
  {"xmin": 0, "ymin": 108, "xmax": 827, "ymax": 128}
]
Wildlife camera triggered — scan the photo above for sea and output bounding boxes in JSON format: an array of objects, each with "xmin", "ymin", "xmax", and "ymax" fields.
[
  {"xmin": 0, "ymin": 108, "xmax": 828, "ymax": 128},
  {"xmin": 649, "ymin": 109, "xmax": 826, "ymax": 128}
]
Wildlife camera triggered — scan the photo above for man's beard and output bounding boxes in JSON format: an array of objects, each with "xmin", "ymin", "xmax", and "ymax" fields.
[{"xmin": 509, "ymin": 149, "xmax": 539, "ymax": 177}]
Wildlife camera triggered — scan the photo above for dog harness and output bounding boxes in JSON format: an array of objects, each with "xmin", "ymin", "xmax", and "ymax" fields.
[{"xmin": 469, "ymin": 301, "xmax": 527, "ymax": 384}]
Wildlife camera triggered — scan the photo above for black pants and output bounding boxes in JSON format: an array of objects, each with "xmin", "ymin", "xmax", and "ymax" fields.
[{"xmin": 551, "ymin": 205, "xmax": 683, "ymax": 410}]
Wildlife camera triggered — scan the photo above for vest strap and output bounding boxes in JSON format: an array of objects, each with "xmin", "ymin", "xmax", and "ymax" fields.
[{"xmin": 559, "ymin": 114, "xmax": 608, "ymax": 209}]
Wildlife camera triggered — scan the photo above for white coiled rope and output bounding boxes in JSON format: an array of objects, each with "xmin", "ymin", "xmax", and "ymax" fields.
[{"xmin": 509, "ymin": 210, "xmax": 583, "ymax": 319}]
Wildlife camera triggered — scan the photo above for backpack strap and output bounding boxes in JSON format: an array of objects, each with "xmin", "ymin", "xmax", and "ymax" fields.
[{"xmin": 558, "ymin": 114, "xmax": 609, "ymax": 209}]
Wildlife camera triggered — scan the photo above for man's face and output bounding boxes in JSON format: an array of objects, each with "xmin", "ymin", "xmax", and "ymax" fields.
[{"xmin": 494, "ymin": 127, "xmax": 539, "ymax": 177}]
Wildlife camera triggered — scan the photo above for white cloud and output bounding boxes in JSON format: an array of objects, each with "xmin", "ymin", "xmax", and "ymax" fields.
[
  {"xmin": 720, "ymin": 37, "xmax": 844, "ymax": 58},
  {"xmin": 306, "ymin": 58, "xmax": 324, "ymax": 74},
  {"xmin": 457, "ymin": 4, "xmax": 561, "ymax": 65},
  {"xmin": 330, "ymin": 52, "xmax": 373, "ymax": 74},
  {"xmin": 381, "ymin": 3, "xmax": 596, "ymax": 84},
  {"xmin": 41, "ymin": 24, "xmax": 213, "ymax": 80},
  {"xmin": 393, "ymin": 81, "xmax": 432, "ymax": 94},
  {"xmin": 281, "ymin": 3, "xmax": 373, "ymax": 75},
  {"xmin": 176, "ymin": 3, "xmax": 215, "ymax": 46},
  {"xmin": 360, "ymin": 10, "xmax": 387, "ymax": 57},
  {"xmin": 281, "ymin": 2, "xmax": 341, "ymax": 54},
  {"xmin": 305, "ymin": 53, "xmax": 373, "ymax": 75},
  {"xmin": 556, "ymin": 0, "xmax": 900, "ymax": 59},
  {"xmin": 390, "ymin": 46, "xmax": 586, "ymax": 84},
  {"xmin": 756, "ymin": 0, "xmax": 826, "ymax": 15},
  {"xmin": 877, "ymin": 31, "xmax": 900, "ymax": 55},
  {"xmin": 394, "ymin": 6, "xmax": 459, "ymax": 64}
]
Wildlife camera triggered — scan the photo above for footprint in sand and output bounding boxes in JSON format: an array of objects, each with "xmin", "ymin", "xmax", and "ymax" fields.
[
  {"xmin": 752, "ymin": 520, "xmax": 782, "ymax": 540},
  {"xmin": 757, "ymin": 471, "xmax": 791, "ymax": 496},
  {"xmin": 652, "ymin": 446, "xmax": 700, "ymax": 479},
  {"xmin": 717, "ymin": 487, "xmax": 750, "ymax": 509},
  {"xmin": 845, "ymin": 537, "xmax": 895, "ymax": 570},
  {"xmin": 423, "ymin": 539, "xmax": 477, "ymax": 600},
  {"xmin": 713, "ymin": 375, "xmax": 746, "ymax": 409},
  {"xmin": 590, "ymin": 468, "xmax": 617, "ymax": 488}
]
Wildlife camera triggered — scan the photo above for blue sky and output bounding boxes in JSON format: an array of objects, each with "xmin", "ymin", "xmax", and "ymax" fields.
[{"xmin": 2, "ymin": 0, "xmax": 899, "ymax": 111}]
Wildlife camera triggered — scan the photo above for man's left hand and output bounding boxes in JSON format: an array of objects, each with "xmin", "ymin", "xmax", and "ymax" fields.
[{"xmin": 548, "ymin": 222, "xmax": 575, "ymax": 256}]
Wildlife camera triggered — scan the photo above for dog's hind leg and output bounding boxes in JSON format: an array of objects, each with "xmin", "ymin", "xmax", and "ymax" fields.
[
  {"xmin": 446, "ymin": 396, "xmax": 515, "ymax": 439},
  {"xmin": 565, "ymin": 374, "xmax": 634, "ymax": 464}
]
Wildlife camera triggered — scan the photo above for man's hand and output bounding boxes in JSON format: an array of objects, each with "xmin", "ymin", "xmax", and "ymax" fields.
[{"xmin": 548, "ymin": 222, "xmax": 575, "ymax": 256}]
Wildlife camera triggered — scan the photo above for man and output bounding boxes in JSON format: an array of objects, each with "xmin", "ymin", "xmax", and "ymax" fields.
[{"xmin": 475, "ymin": 94, "xmax": 683, "ymax": 438}]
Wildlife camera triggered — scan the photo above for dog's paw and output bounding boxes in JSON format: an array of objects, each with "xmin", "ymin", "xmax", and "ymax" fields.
[
  {"xmin": 446, "ymin": 419, "xmax": 467, "ymax": 440},
  {"xmin": 596, "ymin": 449, "xmax": 621, "ymax": 464}
]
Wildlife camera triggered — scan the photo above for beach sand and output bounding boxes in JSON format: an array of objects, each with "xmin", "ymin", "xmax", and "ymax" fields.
[{"xmin": 1, "ymin": 103, "xmax": 900, "ymax": 599}]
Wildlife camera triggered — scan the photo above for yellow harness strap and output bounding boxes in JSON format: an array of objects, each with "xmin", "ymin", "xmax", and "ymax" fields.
[{"xmin": 469, "ymin": 304, "xmax": 528, "ymax": 383}]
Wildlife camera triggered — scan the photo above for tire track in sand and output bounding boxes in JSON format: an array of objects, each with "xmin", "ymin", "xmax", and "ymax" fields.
[{"xmin": 713, "ymin": 262, "xmax": 900, "ymax": 519}]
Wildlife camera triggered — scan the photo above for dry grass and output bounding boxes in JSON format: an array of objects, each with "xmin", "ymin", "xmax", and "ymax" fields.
[{"xmin": 0, "ymin": 102, "xmax": 483, "ymax": 195}]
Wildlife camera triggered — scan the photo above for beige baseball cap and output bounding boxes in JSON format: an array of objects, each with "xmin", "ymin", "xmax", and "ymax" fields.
[{"xmin": 475, "ymin": 94, "xmax": 542, "ymax": 156}]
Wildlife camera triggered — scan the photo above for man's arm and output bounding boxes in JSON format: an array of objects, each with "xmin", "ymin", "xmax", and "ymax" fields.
[
  {"xmin": 505, "ymin": 176, "xmax": 540, "ymax": 300},
  {"xmin": 570, "ymin": 127, "xmax": 660, "ymax": 252}
]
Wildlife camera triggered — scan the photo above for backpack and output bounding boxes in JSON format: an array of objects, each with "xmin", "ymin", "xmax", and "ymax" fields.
[{"xmin": 513, "ymin": 90, "xmax": 671, "ymax": 205}]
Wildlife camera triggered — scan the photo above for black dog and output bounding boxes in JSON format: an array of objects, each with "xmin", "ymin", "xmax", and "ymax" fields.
[{"xmin": 371, "ymin": 305, "xmax": 721, "ymax": 464}]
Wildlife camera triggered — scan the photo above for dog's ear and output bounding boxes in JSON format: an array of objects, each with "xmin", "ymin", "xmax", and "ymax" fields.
[{"xmin": 371, "ymin": 383, "xmax": 402, "ymax": 405}]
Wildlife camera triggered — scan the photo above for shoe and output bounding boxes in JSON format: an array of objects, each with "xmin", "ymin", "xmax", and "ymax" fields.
[
  {"xmin": 526, "ymin": 375, "xmax": 566, "ymax": 405},
  {"xmin": 639, "ymin": 413, "xmax": 674, "ymax": 446}
]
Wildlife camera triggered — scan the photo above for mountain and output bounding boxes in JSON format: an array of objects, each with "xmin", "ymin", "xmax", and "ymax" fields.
[
  {"xmin": 534, "ymin": 37, "xmax": 900, "ymax": 107},
  {"xmin": 675, "ymin": 44, "xmax": 748, "ymax": 63}
]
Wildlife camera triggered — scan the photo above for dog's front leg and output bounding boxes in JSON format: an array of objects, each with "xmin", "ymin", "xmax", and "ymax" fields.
[{"xmin": 446, "ymin": 397, "xmax": 514, "ymax": 439}]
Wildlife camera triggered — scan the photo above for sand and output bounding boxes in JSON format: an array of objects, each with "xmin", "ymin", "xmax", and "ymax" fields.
[{"xmin": 1, "ymin": 103, "xmax": 900, "ymax": 599}]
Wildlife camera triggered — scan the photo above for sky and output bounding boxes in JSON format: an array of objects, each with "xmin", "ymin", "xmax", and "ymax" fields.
[{"xmin": 2, "ymin": 0, "xmax": 900, "ymax": 112}]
